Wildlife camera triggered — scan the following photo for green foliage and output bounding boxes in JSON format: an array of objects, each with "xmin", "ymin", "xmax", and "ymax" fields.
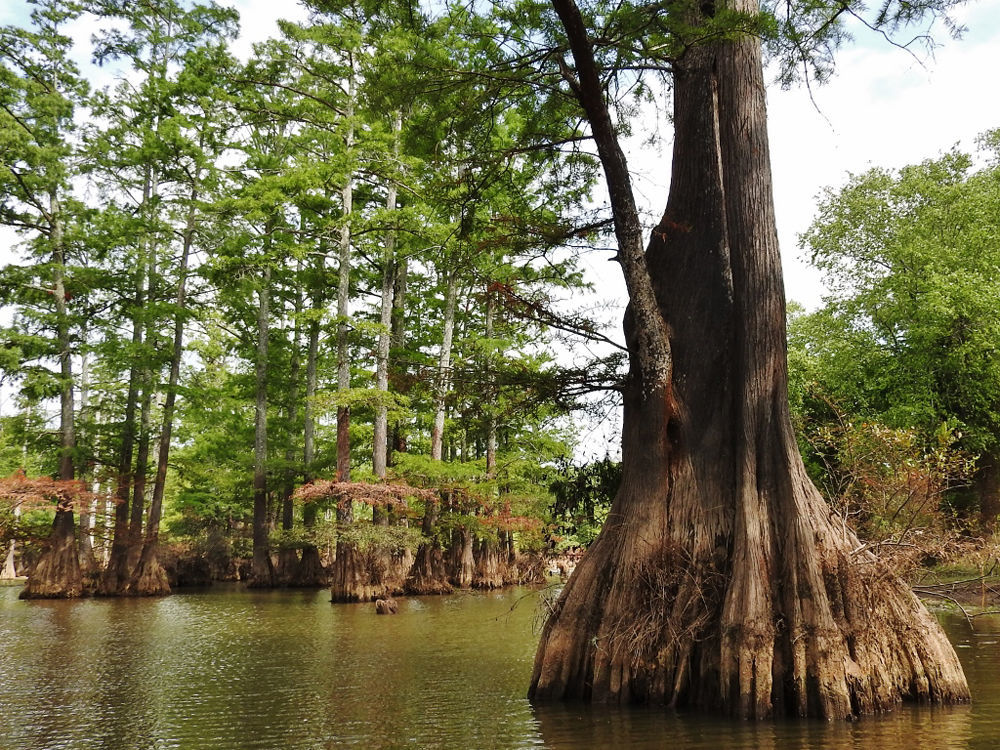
[
  {"xmin": 796, "ymin": 137, "xmax": 1000, "ymax": 456},
  {"xmin": 549, "ymin": 456, "xmax": 620, "ymax": 550}
]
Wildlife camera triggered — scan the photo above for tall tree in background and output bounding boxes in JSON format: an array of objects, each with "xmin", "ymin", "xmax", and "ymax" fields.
[
  {"xmin": 526, "ymin": 0, "xmax": 968, "ymax": 718},
  {"xmin": 0, "ymin": 0, "xmax": 89, "ymax": 599},
  {"xmin": 88, "ymin": 0, "xmax": 239, "ymax": 595}
]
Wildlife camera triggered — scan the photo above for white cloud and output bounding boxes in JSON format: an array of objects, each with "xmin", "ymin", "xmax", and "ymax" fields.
[{"xmin": 768, "ymin": 2, "xmax": 1000, "ymax": 309}]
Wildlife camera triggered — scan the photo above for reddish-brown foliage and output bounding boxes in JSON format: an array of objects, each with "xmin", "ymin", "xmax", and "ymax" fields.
[
  {"xmin": 293, "ymin": 480, "xmax": 437, "ymax": 510},
  {"xmin": 0, "ymin": 469, "xmax": 106, "ymax": 512}
]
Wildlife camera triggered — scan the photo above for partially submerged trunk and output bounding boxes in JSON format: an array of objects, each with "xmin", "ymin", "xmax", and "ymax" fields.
[
  {"xmin": 406, "ymin": 495, "xmax": 451, "ymax": 595},
  {"xmin": 530, "ymin": 0, "xmax": 968, "ymax": 719},
  {"xmin": 329, "ymin": 85, "xmax": 370, "ymax": 601},
  {"xmin": 473, "ymin": 536, "xmax": 505, "ymax": 590},
  {"xmin": 22, "ymin": 192, "xmax": 82, "ymax": 599},
  {"xmin": 448, "ymin": 526, "xmax": 475, "ymax": 589}
]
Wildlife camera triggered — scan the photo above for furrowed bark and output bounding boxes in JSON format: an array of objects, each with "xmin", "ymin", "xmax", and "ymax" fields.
[{"xmin": 529, "ymin": 0, "xmax": 968, "ymax": 719}]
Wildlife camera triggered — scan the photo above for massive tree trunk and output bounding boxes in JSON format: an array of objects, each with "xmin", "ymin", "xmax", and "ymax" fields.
[
  {"xmin": 21, "ymin": 191, "xmax": 82, "ymax": 599},
  {"xmin": 529, "ymin": 0, "xmax": 968, "ymax": 719},
  {"xmin": 406, "ymin": 490, "xmax": 452, "ymax": 595}
]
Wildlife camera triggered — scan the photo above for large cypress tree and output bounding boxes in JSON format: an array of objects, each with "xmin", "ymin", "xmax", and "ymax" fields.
[{"xmin": 525, "ymin": 0, "xmax": 969, "ymax": 718}]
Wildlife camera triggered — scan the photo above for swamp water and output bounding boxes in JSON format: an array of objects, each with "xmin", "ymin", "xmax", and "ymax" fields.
[{"xmin": 1, "ymin": 583, "xmax": 999, "ymax": 749}]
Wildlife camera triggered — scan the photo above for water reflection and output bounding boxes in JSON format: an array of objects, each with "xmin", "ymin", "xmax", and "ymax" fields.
[
  {"xmin": 534, "ymin": 702, "xmax": 975, "ymax": 749},
  {"xmin": 1, "ymin": 585, "xmax": 998, "ymax": 749}
]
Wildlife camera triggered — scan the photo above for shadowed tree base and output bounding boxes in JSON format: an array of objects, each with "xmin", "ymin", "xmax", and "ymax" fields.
[
  {"xmin": 528, "ymin": 422, "xmax": 970, "ymax": 718},
  {"xmin": 290, "ymin": 545, "xmax": 328, "ymax": 587},
  {"xmin": 274, "ymin": 548, "xmax": 300, "ymax": 586},
  {"xmin": 330, "ymin": 543, "xmax": 384, "ymax": 602},
  {"xmin": 20, "ymin": 510, "xmax": 83, "ymax": 599},
  {"xmin": 406, "ymin": 542, "xmax": 452, "ymax": 595},
  {"xmin": 448, "ymin": 528, "xmax": 475, "ymax": 588},
  {"xmin": 473, "ymin": 538, "xmax": 506, "ymax": 590},
  {"xmin": 127, "ymin": 544, "xmax": 171, "ymax": 597}
]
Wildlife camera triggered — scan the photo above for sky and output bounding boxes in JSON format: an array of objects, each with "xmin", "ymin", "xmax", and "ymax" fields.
[{"xmin": 1, "ymin": 0, "xmax": 997, "ymax": 303}]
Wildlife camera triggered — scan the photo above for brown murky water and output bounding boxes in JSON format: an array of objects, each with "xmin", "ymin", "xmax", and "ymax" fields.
[{"xmin": 1, "ymin": 583, "xmax": 998, "ymax": 748}]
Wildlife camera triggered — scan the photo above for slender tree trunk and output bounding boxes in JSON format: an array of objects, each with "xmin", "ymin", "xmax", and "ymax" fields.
[
  {"xmin": 128, "ymin": 363, "xmax": 153, "ymax": 572},
  {"xmin": 485, "ymin": 292, "xmax": 498, "ymax": 476},
  {"xmin": 529, "ymin": 0, "xmax": 968, "ymax": 719},
  {"xmin": 2, "ymin": 505, "xmax": 20, "ymax": 579},
  {"xmin": 248, "ymin": 263, "xmax": 275, "ymax": 588},
  {"xmin": 129, "ymin": 172, "xmax": 160, "ymax": 574},
  {"xmin": 77, "ymin": 349, "xmax": 98, "ymax": 576},
  {"xmin": 276, "ymin": 264, "xmax": 303, "ymax": 585},
  {"xmin": 99, "ymin": 172, "xmax": 151, "ymax": 596},
  {"xmin": 129, "ymin": 188, "xmax": 197, "ymax": 596},
  {"xmin": 388, "ymin": 256, "xmax": 409, "ymax": 465},
  {"xmin": 336, "ymin": 72, "xmax": 356, "ymax": 485},
  {"xmin": 22, "ymin": 190, "xmax": 82, "ymax": 599},
  {"xmin": 373, "ymin": 113, "xmax": 402, "ymax": 482},
  {"xmin": 431, "ymin": 274, "xmax": 458, "ymax": 460},
  {"xmin": 292, "ymin": 283, "xmax": 326, "ymax": 587},
  {"xmin": 330, "ymin": 71, "xmax": 377, "ymax": 602}
]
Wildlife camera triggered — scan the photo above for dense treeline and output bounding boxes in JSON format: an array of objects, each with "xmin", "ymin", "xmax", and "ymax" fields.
[
  {"xmin": 789, "ymin": 136, "xmax": 1000, "ymax": 563},
  {"xmin": 0, "ymin": 0, "xmax": 621, "ymax": 598},
  {"xmin": 2, "ymin": 0, "xmax": 997, "ymax": 613}
]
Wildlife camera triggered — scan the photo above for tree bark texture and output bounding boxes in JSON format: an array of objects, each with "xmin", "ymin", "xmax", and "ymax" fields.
[
  {"xmin": 448, "ymin": 526, "xmax": 475, "ymax": 589},
  {"xmin": 530, "ymin": 0, "xmax": 968, "ymax": 719},
  {"xmin": 473, "ymin": 536, "xmax": 505, "ymax": 590}
]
